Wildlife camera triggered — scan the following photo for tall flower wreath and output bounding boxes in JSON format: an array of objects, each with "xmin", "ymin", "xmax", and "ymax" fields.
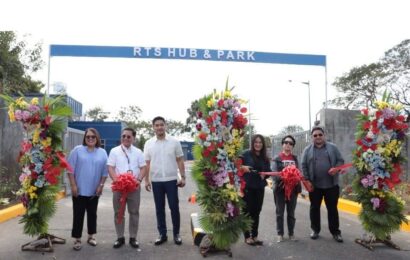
[
  {"xmin": 191, "ymin": 86, "xmax": 251, "ymax": 250},
  {"xmin": 352, "ymin": 93, "xmax": 408, "ymax": 241},
  {"xmin": 1, "ymin": 94, "xmax": 72, "ymax": 237}
]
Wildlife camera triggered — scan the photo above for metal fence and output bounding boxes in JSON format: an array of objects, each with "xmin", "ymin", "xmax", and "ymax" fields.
[
  {"xmin": 62, "ymin": 127, "xmax": 85, "ymax": 195},
  {"xmin": 271, "ymin": 130, "xmax": 310, "ymax": 160}
]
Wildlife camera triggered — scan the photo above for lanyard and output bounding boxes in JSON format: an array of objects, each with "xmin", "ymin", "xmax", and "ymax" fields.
[{"xmin": 120, "ymin": 145, "xmax": 132, "ymax": 172}]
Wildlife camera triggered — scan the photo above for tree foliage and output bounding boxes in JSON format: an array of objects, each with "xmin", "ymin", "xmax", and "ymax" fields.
[
  {"xmin": 85, "ymin": 106, "xmax": 109, "ymax": 122},
  {"xmin": 331, "ymin": 39, "xmax": 409, "ymax": 118},
  {"xmin": 278, "ymin": 124, "xmax": 304, "ymax": 135},
  {"xmin": 0, "ymin": 31, "xmax": 44, "ymax": 94},
  {"xmin": 381, "ymin": 39, "xmax": 410, "ymax": 117}
]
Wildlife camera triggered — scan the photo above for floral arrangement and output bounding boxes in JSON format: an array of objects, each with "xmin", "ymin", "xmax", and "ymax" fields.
[
  {"xmin": 111, "ymin": 173, "xmax": 138, "ymax": 224},
  {"xmin": 191, "ymin": 85, "xmax": 251, "ymax": 250},
  {"xmin": 1, "ymin": 94, "xmax": 72, "ymax": 236},
  {"xmin": 352, "ymin": 93, "xmax": 408, "ymax": 240}
]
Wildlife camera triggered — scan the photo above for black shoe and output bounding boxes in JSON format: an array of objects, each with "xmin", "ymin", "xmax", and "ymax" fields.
[
  {"xmin": 174, "ymin": 234, "xmax": 182, "ymax": 245},
  {"xmin": 154, "ymin": 235, "xmax": 168, "ymax": 245},
  {"xmin": 333, "ymin": 233, "xmax": 343, "ymax": 243},
  {"xmin": 113, "ymin": 237, "xmax": 125, "ymax": 248},
  {"xmin": 129, "ymin": 237, "xmax": 139, "ymax": 248},
  {"xmin": 310, "ymin": 232, "xmax": 319, "ymax": 240}
]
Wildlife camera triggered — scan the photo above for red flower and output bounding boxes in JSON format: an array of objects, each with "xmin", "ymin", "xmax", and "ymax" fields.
[
  {"xmin": 361, "ymin": 108, "xmax": 368, "ymax": 116},
  {"xmin": 56, "ymin": 151, "xmax": 73, "ymax": 173},
  {"xmin": 206, "ymin": 116, "xmax": 213, "ymax": 125},
  {"xmin": 363, "ymin": 121, "xmax": 371, "ymax": 130},
  {"xmin": 210, "ymin": 156, "xmax": 218, "ymax": 164},
  {"xmin": 195, "ymin": 123, "xmax": 202, "ymax": 131},
  {"xmin": 217, "ymin": 99, "xmax": 224, "ymax": 107},
  {"xmin": 202, "ymin": 149, "xmax": 210, "ymax": 158},
  {"xmin": 240, "ymin": 107, "xmax": 247, "ymax": 113},
  {"xmin": 198, "ymin": 132, "xmax": 207, "ymax": 141},
  {"xmin": 197, "ymin": 111, "xmax": 203, "ymax": 118}
]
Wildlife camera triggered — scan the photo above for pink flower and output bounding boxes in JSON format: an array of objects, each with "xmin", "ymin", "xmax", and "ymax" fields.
[
  {"xmin": 22, "ymin": 111, "xmax": 31, "ymax": 121},
  {"xmin": 14, "ymin": 110, "xmax": 23, "ymax": 120},
  {"xmin": 370, "ymin": 197, "xmax": 380, "ymax": 210}
]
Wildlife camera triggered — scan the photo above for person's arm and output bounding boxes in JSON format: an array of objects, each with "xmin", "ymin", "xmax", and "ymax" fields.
[
  {"xmin": 108, "ymin": 165, "xmax": 117, "ymax": 182},
  {"xmin": 176, "ymin": 156, "xmax": 186, "ymax": 187},
  {"xmin": 68, "ymin": 172, "xmax": 78, "ymax": 197},
  {"xmin": 67, "ymin": 147, "xmax": 78, "ymax": 197},
  {"xmin": 96, "ymin": 176, "xmax": 107, "ymax": 196},
  {"xmin": 145, "ymin": 160, "xmax": 152, "ymax": 191}
]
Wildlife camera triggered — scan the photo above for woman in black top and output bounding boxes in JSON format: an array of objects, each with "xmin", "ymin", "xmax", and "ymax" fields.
[
  {"xmin": 241, "ymin": 134, "xmax": 271, "ymax": 246},
  {"xmin": 272, "ymin": 135, "xmax": 301, "ymax": 242}
]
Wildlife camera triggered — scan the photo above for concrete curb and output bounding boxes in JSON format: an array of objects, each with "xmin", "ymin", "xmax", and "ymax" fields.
[
  {"xmin": 0, "ymin": 190, "xmax": 66, "ymax": 224},
  {"xmin": 337, "ymin": 198, "xmax": 410, "ymax": 232}
]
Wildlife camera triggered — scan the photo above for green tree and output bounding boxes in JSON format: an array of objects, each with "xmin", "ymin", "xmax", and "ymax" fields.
[
  {"xmin": 185, "ymin": 99, "xmax": 200, "ymax": 136},
  {"xmin": 0, "ymin": 31, "xmax": 44, "ymax": 94},
  {"xmin": 331, "ymin": 63, "xmax": 385, "ymax": 109},
  {"xmin": 278, "ymin": 124, "xmax": 304, "ymax": 135},
  {"xmin": 380, "ymin": 39, "xmax": 410, "ymax": 117},
  {"xmin": 85, "ymin": 106, "xmax": 109, "ymax": 122}
]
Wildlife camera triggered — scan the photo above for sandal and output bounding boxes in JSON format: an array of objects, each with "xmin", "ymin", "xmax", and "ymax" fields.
[
  {"xmin": 73, "ymin": 239, "xmax": 82, "ymax": 251},
  {"xmin": 245, "ymin": 237, "xmax": 256, "ymax": 246},
  {"xmin": 87, "ymin": 237, "xmax": 97, "ymax": 246}
]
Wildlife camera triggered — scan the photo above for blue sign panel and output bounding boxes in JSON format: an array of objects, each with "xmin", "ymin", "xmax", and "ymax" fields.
[{"xmin": 50, "ymin": 45, "xmax": 326, "ymax": 67}]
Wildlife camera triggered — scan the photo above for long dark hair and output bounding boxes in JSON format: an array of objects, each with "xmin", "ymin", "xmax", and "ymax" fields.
[{"xmin": 250, "ymin": 134, "xmax": 269, "ymax": 162}]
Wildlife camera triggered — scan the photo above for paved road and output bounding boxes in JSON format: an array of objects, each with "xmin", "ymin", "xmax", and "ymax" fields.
[{"xmin": 0, "ymin": 162, "xmax": 409, "ymax": 259}]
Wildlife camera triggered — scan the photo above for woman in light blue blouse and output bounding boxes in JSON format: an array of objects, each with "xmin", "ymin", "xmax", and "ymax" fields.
[{"xmin": 68, "ymin": 128, "xmax": 108, "ymax": 251}]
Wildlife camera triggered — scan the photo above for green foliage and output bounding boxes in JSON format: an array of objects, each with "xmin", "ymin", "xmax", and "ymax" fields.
[
  {"xmin": 278, "ymin": 124, "xmax": 304, "ymax": 136},
  {"xmin": 19, "ymin": 185, "xmax": 59, "ymax": 236},
  {"xmin": 85, "ymin": 106, "xmax": 109, "ymax": 122},
  {"xmin": 0, "ymin": 31, "xmax": 44, "ymax": 94}
]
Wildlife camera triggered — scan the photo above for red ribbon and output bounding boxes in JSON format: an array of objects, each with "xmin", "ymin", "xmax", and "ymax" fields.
[
  {"xmin": 111, "ymin": 173, "xmax": 138, "ymax": 224},
  {"xmin": 328, "ymin": 163, "xmax": 353, "ymax": 174},
  {"xmin": 260, "ymin": 165, "xmax": 303, "ymax": 200}
]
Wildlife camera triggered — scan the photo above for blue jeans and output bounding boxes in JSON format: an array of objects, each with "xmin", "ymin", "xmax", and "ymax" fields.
[{"xmin": 152, "ymin": 180, "xmax": 180, "ymax": 237}]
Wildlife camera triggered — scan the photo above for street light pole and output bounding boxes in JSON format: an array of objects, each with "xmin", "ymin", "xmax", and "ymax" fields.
[
  {"xmin": 301, "ymin": 81, "xmax": 312, "ymax": 131},
  {"xmin": 289, "ymin": 80, "xmax": 311, "ymax": 131}
]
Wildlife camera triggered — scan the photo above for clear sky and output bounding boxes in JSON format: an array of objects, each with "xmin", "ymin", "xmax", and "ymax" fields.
[{"xmin": 2, "ymin": 0, "xmax": 410, "ymax": 136}]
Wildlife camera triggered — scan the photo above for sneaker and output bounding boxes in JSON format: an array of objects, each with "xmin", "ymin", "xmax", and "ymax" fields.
[
  {"xmin": 289, "ymin": 235, "xmax": 298, "ymax": 241},
  {"xmin": 277, "ymin": 235, "xmax": 284, "ymax": 243},
  {"xmin": 73, "ymin": 239, "xmax": 82, "ymax": 251}
]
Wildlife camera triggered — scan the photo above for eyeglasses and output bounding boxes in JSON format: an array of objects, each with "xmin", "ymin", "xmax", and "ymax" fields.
[
  {"xmin": 85, "ymin": 135, "xmax": 96, "ymax": 140},
  {"xmin": 283, "ymin": 141, "xmax": 294, "ymax": 146},
  {"xmin": 122, "ymin": 135, "xmax": 132, "ymax": 139},
  {"xmin": 313, "ymin": 133, "xmax": 323, "ymax": 138}
]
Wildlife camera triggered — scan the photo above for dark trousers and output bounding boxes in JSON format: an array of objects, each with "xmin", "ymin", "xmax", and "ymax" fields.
[
  {"xmin": 152, "ymin": 180, "xmax": 180, "ymax": 237},
  {"xmin": 274, "ymin": 189, "xmax": 298, "ymax": 236},
  {"xmin": 72, "ymin": 195, "xmax": 99, "ymax": 238},
  {"xmin": 243, "ymin": 187, "xmax": 265, "ymax": 239},
  {"xmin": 309, "ymin": 185, "xmax": 340, "ymax": 235}
]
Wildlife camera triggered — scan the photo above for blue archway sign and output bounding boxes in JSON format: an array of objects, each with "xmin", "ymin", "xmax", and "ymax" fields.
[
  {"xmin": 49, "ymin": 45, "xmax": 326, "ymax": 67},
  {"xmin": 47, "ymin": 44, "xmax": 328, "ymax": 106}
]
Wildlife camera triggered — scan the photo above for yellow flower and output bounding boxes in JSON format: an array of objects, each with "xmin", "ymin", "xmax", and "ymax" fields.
[
  {"xmin": 30, "ymin": 97, "xmax": 39, "ymax": 105},
  {"xmin": 16, "ymin": 97, "xmax": 29, "ymax": 109},
  {"xmin": 375, "ymin": 101, "xmax": 389, "ymax": 110},
  {"xmin": 207, "ymin": 99, "xmax": 214, "ymax": 108},
  {"xmin": 33, "ymin": 128, "xmax": 40, "ymax": 144},
  {"xmin": 41, "ymin": 137, "xmax": 52, "ymax": 148},
  {"xmin": 8, "ymin": 106, "xmax": 15, "ymax": 122},
  {"xmin": 223, "ymin": 90, "xmax": 232, "ymax": 98}
]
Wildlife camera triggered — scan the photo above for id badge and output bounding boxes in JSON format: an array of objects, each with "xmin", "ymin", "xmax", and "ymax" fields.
[{"xmin": 127, "ymin": 170, "xmax": 133, "ymax": 174}]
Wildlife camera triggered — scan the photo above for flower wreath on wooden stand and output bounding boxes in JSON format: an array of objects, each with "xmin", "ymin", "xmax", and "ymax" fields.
[
  {"xmin": 352, "ymin": 92, "xmax": 408, "ymax": 251},
  {"xmin": 191, "ymin": 84, "xmax": 252, "ymax": 257},
  {"xmin": 1, "ymin": 94, "xmax": 72, "ymax": 252}
]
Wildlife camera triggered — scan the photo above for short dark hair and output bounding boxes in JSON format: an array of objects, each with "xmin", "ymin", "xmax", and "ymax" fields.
[
  {"xmin": 122, "ymin": 127, "xmax": 136, "ymax": 137},
  {"xmin": 152, "ymin": 116, "xmax": 166, "ymax": 125},
  {"xmin": 82, "ymin": 128, "xmax": 102, "ymax": 148},
  {"xmin": 281, "ymin": 135, "xmax": 296, "ymax": 146},
  {"xmin": 311, "ymin": 126, "xmax": 325, "ymax": 135}
]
